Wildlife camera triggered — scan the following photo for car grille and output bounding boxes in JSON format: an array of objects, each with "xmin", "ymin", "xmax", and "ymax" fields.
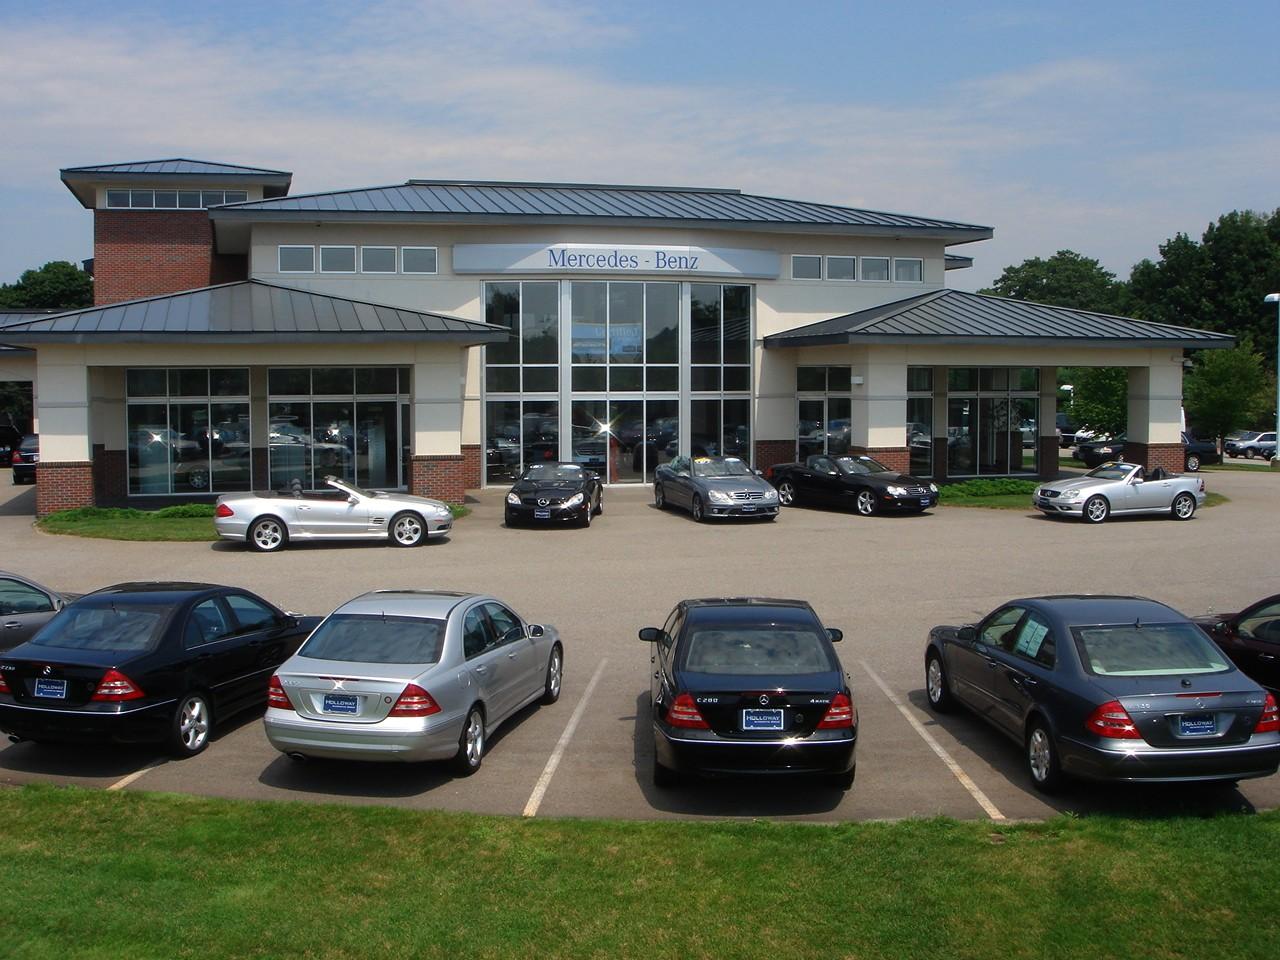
[
  {"xmin": 902, "ymin": 485, "xmax": 928, "ymax": 496},
  {"xmin": 523, "ymin": 496, "xmax": 563, "ymax": 506},
  {"xmin": 731, "ymin": 490, "xmax": 765, "ymax": 501},
  {"xmin": 1038, "ymin": 488, "xmax": 1060, "ymax": 499}
]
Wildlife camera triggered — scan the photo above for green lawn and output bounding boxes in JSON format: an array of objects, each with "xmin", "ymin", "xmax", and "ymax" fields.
[
  {"xmin": 1202, "ymin": 460, "xmax": 1278, "ymax": 473},
  {"xmin": 1, "ymin": 785, "xmax": 1277, "ymax": 960},
  {"xmin": 37, "ymin": 503, "xmax": 470, "ymax": 542}
]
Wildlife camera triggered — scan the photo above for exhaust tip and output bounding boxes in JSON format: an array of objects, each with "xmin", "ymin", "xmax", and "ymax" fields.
[
  {"xmin": 286, "ymin": 752, "xmax": 308, "ymax": 762},
  {"xmin": 8, "ymin": 735, "xmax": 24, "ymax": 744}
]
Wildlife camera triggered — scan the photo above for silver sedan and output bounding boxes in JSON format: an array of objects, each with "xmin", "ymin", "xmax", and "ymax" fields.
[
  {"xmin": 264, "ymin": 590, "xmax": 563, "ymax": 772},
  {"xmin": 1034, "ymin": 461, "xmax": 1205, "ymax": 524},
  {"xmin": 214, "ymin": 476, "xmax": 454, "ymax": 551}
]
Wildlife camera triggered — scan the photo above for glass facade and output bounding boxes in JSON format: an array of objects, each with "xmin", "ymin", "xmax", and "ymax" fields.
[
  {"xmin": 944, "ymin": 367, "xmax": 1039, "ymax": 476},
  {"xmin": 795, "ymin": 366, "xmax": 852, "ymax": 460}
]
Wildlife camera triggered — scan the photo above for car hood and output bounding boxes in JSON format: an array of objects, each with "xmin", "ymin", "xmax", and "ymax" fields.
[
  {"xmin": 512, "ymin": 479, "xmax": 586, "ymax": 495},
  {"xmin": 1038, "ymin": 476, "xmax": 1116, "ymax": 493},
  {"xmin": 692, "ymin": 475, "xmax": 772, "ymax": 492},
  {"xmin": 852, "ymin": 471, "xmax": 928, "ymax": 486}
]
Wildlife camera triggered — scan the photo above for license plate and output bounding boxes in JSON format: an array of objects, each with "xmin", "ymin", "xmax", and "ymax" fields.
[
  {"xmin": 1178, "ymin": 713, "xmax": 1216, "ymax": 737},
  {"xmin": 534, "ymin": 508, "xmax": 551, "ymax": 519},
  {"xmin": 740, "ymin": 505, "xmax": 757, "ymax": 513},
  {"xmin": 34, "ymin": 678, "xmax": 67, "ymax": 699},
  {"xmin": 741, "ymin": 708, "xmax": 784, "ymax": 731},
  {"xmin": 322, "ymin": 694, "xmax": 358, "ymax": 715},
  {"xmin": 920, "ymin": 498, "xmax": 930, "ymax": 506}
]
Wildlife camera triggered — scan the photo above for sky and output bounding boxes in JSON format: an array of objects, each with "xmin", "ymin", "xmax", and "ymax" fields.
[{"xmin": 2, "ymin": 0, "xmax": 1278, "ymax": 291}]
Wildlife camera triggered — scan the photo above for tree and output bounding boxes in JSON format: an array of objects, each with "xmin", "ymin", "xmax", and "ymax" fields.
[
  {"xmin": 1066, "ymin": 367, "xmax": 1128, "ymax": 437},
  {"xmin": 979, "ymin": 249, "xmax": 1130, "ymax": 315},
  {"xmin": 1183, "ymin": 341, "xmax": 1273, "ymax": 442},
  {"xmin": 0, "ymin": 260, "xmax": 93, "ymax": 310}
]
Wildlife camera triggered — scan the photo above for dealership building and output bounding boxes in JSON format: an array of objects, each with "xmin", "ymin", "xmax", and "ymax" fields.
[{"xmin": 0, "ymin": 158, "xmax": 1232, "ymax": 515}]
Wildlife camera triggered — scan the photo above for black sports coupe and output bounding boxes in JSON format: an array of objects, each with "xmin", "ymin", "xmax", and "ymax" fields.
[
  {"xmin": 768, "ymin": 454, "xmax": 938, "ymax": 515},
  {"xmin": 0, "ymin": 582, "xmax": 319, "ymax": 757},
  {"xmin": 1195, "ymin": 594, "xmax": 1280, "ymax": 695},
  {"xmin": 504, "ymin": 462, "xmax": 604, "ymax": 527}
]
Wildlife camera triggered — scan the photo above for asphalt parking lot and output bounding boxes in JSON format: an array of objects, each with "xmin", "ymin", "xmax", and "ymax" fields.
[{"xmin": 0, "ymin": 465, "xmax": 1277, "ymax": 822}]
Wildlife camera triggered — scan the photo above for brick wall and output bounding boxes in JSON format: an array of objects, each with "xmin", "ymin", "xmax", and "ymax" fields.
[
  {"xmin": 460, "ymin": 444, "xmax": 482, "ymax": 491},
  {"xmin": 1125, "ymin": 441, "xmax": 1186, "ymax": 473},
  {"xmin": 852, "ymin": 446, "xmax": 910, "ymax": 473},
  {"xmin": 36, "ymin": 461, "xmax": 95, "ymax": 517},
  {"xmin": 93, "ymin": 210, "xmax": 246, "ymax": 305},
  {"xmin": 410, "ymin": 454, "xmax": 469, "ymax": 504},
  {"xmin": 755, "ymin": 439, "xmax": 795, "ymax": 475}
]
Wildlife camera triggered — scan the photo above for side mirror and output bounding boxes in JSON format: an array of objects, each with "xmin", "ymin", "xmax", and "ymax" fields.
[
  {"xmin": 827, "ymin": 628, "xmax": 843, "ymax": 643},
  {"xmin": 348, "ymin": 495, "xmax": 359, "ymax": 505},
  {"xmin": 639, "ymin": 627, "xmax": 663, "ymax": 643},
  {"xmin": 957, "ymin": 625, "xmax": 976, "ymax": 643},
  {"xmin": 528, "ymin": 624, "xmax": 545, "ymax": 638},
  {"xmin": 753, "ymin": 468, "xmax": 764, "ymax": 477}
]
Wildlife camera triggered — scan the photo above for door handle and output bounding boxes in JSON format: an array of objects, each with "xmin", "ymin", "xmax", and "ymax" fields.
[
  {"xmin": 3, "ymin": 621, "xmax": 20, "ymax": 629},
  {"xmin": 298, "ymin": 505, "xmax": 311, "ymax": 511},
  {"xmin": 1260, "ymin": 654, "xmax": 1277, "ymax": 661},
  {"xmin": 982, "ymin": 656, "xmax": 999, "ymax": 669},
  {"xmin": 507, "ymin": 651, "xmax": 518, "ymax": 659},
  {"xmin": 475, "ymin": 665, "xmax": 488, "ymax": 675}
]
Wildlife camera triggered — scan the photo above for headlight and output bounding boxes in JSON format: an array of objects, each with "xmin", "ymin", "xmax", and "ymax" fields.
[
  {"xmin": 1060, "ymin": 488, "xmax": 1082, "ymax": 500},
  {"xmin": 928, "ymin": 483, "xmax": 938, "ymax": 494},
  {"xmin": 564, "ymin": 492, "xmax": 585, "ymax": 508},
  {"xmin": 761, "ymin": 487, "xmax": 778, "ymax": 500},
  {"xmin": 707, "ymin": 489, "xmax": 733, "ymax": 505},
  {"xmin": 506, "ymin": 492, "xmax": 521, "ymax": 506},
  {"xmin": 886, "ymin": 485, "xmax": 907, "ymax": 497}
]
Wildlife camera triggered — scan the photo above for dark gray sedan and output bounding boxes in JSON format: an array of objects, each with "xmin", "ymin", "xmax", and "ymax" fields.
[
  {"xmin": 924, "ymin": 595, "xmax": 1280, "ymax": 792},
  {"xmin": 653, "ymin": 456, "xmax": 779, "ymax": 522},
  {"xmin": 0, "ymin": 571, "xmax": 77, "ymax": 651}
]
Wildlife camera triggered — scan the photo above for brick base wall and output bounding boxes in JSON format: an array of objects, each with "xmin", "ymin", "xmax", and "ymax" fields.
[
  {"xmin": 410, "ymin": 454, "xmax": 470, "ymax": 503},
  {"xmin": 93, "ymin": 210, "xmax": 224, "ymax": 306},
  {"xmin": 755, "ymin": 439, "xmax": 795, "ymax": 475},
  {"xmin": 851, "ymin": 446, "xmax": 910, "ymax": 473},
  {"xmin": 460, "ymin": 444, "xmax": 481, "ymax": 491},
  {"xmin": 1125, "ymin": 441, "xmax": 1186, "ymax": 473},
  {"xmin": 36, "ymin": 461, "xmax": 95, "ymax": 517}
]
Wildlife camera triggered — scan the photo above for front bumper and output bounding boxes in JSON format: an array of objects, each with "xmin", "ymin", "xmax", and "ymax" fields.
[
  {"xmin": 1034, "ymin": 495, "xmax": 1085, "ymax": 517},
  {"xmin": 1058, "ymin": 735, "xmax": 1280, "ymax": 783},
  {"xmin": 506, "ymin": 502, "xmax": 590, "ymax": 524},
  {"xmin": 876, "ymin": 494, "xmax": 937, "ymax": 512},
  {"xmin": 11, "ymin": 463, "xmax": 36, "ymax": 483},
  {"xmin": 655, "ymin": 724, "xmax": 856, "ymax": 777},
  {"xmin": 0, "ymin": 698, "xmax": 175, "ymax": 744},
  {"xmin": 701, "ymin": 501, "xmax": 779, "ymax": 518},
  {"xmin": 264, "ymin": 707, "xmax": 466, "ymax": 763}
]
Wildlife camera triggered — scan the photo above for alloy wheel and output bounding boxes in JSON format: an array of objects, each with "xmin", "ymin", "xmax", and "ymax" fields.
[
  {"xmin": 1173, "ymin": 493, "xmax": 1196, "ymax": 520},
  {"xmin": 178, "ymin": 695, "xmax": 210, "ymax": 753},
  {"xmin": 1028, "ymin": 728, "xmax": 1052, "ymax": 783},
  {"xmin": 927, "ymin": 658, "xmax": 944, "ymax": 704},
  {"xmin": 251, "ymin": 518, "xmax": 284, "ymax": 551},
  {"xmin": 464, "ymin": 711, "xmax": 484, "ymax": 767},
  {"xmin": 393, "ymin": 514, "xmax": 424, "ymax": 545},
  {"xmin": 777, "ymin": 481, "xmax": 795, "ymax": 506},
  {"xmin": 654, "ymin": 484, "xmax": 666, "ymax": 508},
  {"xmin": 856, "ymin": 489, "xmax": 877, "ymax": 516}
]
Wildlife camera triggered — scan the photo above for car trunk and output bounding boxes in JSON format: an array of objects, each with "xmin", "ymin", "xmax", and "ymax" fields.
[
  {"xmin": 677, "ymin": 671, "xmax": 842, "ymax": 739},
  {"xmin": 5, "ymin": 648, "xmax": 129, "ymax": 708},
  {"xmin": 1095, "ymin": 674, "xmax": 1265, "ymax": 747},
  {"xmin": 279, "ymin": 661, "xmax": 424, "ymax": 724}
]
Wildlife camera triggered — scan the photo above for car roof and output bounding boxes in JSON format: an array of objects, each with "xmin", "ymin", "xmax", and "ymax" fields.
[
  {"xmin": 526, "ymin": 461, "xmax": 582, "ymax": 468},
  {"xmin": 87, "ymin": 582, "xmax": 228, "ymax": 603},
  {"xmin": 1017, "ymin": 595, "xmax": 1185, "ymax": 624},
  {"xmin": 336, "ymin": 590, "xmax": 478, "ymax": 618},
  {"xmin": 681, "ymin": 598, "xmax": 818, "ymax": 622}
]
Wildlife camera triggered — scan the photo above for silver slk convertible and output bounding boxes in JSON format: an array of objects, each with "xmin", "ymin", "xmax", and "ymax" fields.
[
  {"xmin": 264, "ymin": 590, "xmax": 563, "ymax": 772},
  {"xmin": 214, "ymin": 476, "xmax": 454, "ymax": 551},
  {"xmin": 1034, "ymin": 461, "xmax": 1205, "ymax": 524}
]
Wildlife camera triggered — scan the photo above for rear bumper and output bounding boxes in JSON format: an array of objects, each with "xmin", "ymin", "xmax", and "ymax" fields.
[
  {"xmin": 655, "ymin": 724, "xmax": 856, "ymax": 777},
  {"xmin": 264, "ymin": 707, "xmax": 465, "ymax": 762},
  {"xmin": 0, "ymin": 698, "xmax": 175, "ymax": 744},
  {"xmin": 11, "ymin": 464, "xmax": 36, "ymax": 482},
  {"xmin": 1058, "ymin": 735, "xmax": 1280, "ymax": 783}
]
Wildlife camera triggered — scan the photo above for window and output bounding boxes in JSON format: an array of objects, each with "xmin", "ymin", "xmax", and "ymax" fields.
[
  {"xmin": 319, "ymin": 246, "xmax": 356, "ymax": 273},
  {"xmin": 401, "ymin": 247, "xmax": 438, "ymax": 274},
  {"xmin": 0, "ymin": 578, "xmax": 53, "ymax": 616},
  {"xmin": 907, "ymin": 367, "xmax": 932, "ymax": 392},
  {"xmin": 298, "ymin": 614, "xmax": 446, "ymax": 664},
  {"xmin": 1011, "ymin": 612, "xmax": 1056, "ymax": 668},
  {"xmin": 463, "ymin": 607, "xmax": 491, "ymax": 659},
  {"xmin": 361, "ymin": 247, "xmax": 397, "ymax": 273},
  {"xmin": 791, "ymin": 255, "xmax": 822, "ymax": 280},
  {"xmin": 1239, "ymin": 600, "xmax": 1280, "ymax": 644},
  {"xmin": 225, "ymin": 594, "xmax": 278, "ymax": 632},
  {"xmin": 130, "ymin": 190, "xmax": 154, "ymax": 208},
  {"xmin": 185, "ymin": 599, "xmax": 233, "ymax": 648},
  {"xmin": 106, "ymin": 190, "xmax": 130, "ymax": 208},
  {"xmin": 945, "ymin": 367, "xmax": 1038, "ymax": 477},
  {"xmin": 826, "ymin": 256, "xmax": 856, "ymax": 281},
  {"xmin": 861, "ymin": 257, "xmax": 890, "ymax": 282},
  {"xmin": 278, "ymin": 246, "xmax": 315, "ymax": 273},
  {"xmin": 894, "ymin": 258, "xmax": 924, "ymax": 283},
  {"xmin": 482, "ymin": 603, "xmax": 524, "ymax": 645},
  {"xmin": 105, "ymin": 188, "xmax": 246, "ymax": 209},
  {"xmin": 980, "ymin": 606, "xmax": 1026, "ymax": 651}
]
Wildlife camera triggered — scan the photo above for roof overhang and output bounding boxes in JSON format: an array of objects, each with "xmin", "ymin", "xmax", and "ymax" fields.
[
  {"xmin": 61, "ymin": 170, "xmax": 293, "ymax": 208},
  {"xmin": 765, "ymin": 333, "xmax": 1235, "ymax": 350}
]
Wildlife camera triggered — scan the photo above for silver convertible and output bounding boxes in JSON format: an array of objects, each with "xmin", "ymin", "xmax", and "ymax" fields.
[
  {"xmin": 1034, "ymin": 462, "xmax": 1205, "ymax": 524},
  {"xmin": 264, "ymin": 590, "xmax": 562, "ymax": 772},
  {"xmin": 214, "ymin": 476, "xmax": 454, "ymax": 551}
]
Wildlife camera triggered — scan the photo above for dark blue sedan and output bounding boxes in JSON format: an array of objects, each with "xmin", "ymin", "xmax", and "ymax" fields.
[{"xmin": 924, "ymin": 595, "xmax": 1280, "ymax": 792}]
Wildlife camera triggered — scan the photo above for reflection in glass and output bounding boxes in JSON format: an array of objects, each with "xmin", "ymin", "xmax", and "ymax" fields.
[
  {"xmin": 572, "ymin": 366, "xmax": 607, "ymax": 391},
  {"xmin": 269, "ymin": 402, "xmax": 312, "ymax": 490},
  {"xmin": 798, "ymin": 399, "xmax": 825, "ymax": 459},
  {"xmin": 1013, "ymin": 398, "xmax": 1039, "ymax": 474},
  {"xmin": 609, "ymin": 400, "xmax": 644, "ymax": 483},
  {"xmin": 522, "ymin": 367, "xmax": 557, "ymax": 392},
  {"xmin": 312, "ymin": 402, "xmax": 355, "ymax": 484},
  {"xmin": 797, "ymin": 366, "xmax": 826, "ymax": 392},
  {"xmin": 571, "ymin": 400, "xmax": 608, "ymax": 473},
  {"xmin": 268, "ymin": 368, "xmax": 311, "ymax": 395},
  {"xmin": 827, "ymin": 397, "xmax": 851, "ymax": 455},
  {"xmin": 128, "ymin": 403, "xmax": 171, "ymax": 494},
  {"xmin": 610, "ymin": 367, "xmax": 643, "ymax": 391},
  {"xmin": 313, "ymin": 368, "xmax": 354, "ymax": 396},
  {"xmin": 722, "ymin": 286, "xmax": 750, "ymax": 364},
  {"xmin": 723, "ymin": 398, "xmax": 751, "ymax": 459},
  {"xmin": 210, "ymin": 403, "xmax": 252, "ymax": 492},
  {"xmin": 645, "ymin": 283, "xmax": 679, "ymax": 363},
  {"xmin": 609, "ymin": 283, "xmax": 644, "ymax": 364},
  {"xmin": 485, "ymin": 283, "xmax": 521, "ymax": 365},
  {"xmin": 523, "ymin": 400, "xmax": 559, "ymax": 470},
  {"xmin": 357, "ymin": 401, "xmax": 398, "ymax": 488},
  {"xmin": 948, "ymin": 398, "xmax": 977, "ymax": 475},
  {"xmin": 691, "ymin": 400, "xmax": 719, "ymax": 457},
  {"xmin": 979, "ymin": 397, "xmax": 1011, "ymax": 474},
  {"xmin": 646, "ymin": 367, "xmax": 678, "ymax": 391},
  {"xmin": 169, "ymin": 403, "xmax": 210, "ymax": 493},
  {"xmin": 571, "ymin": 281, "xmax": 606, "ymax": 362},
  {"xmin": 522, "ymin": 281, "xmax": 559, "ymax": 363},
  {"xmin": 690, "ymin": 283, "xmax": 721, "ymax": 364},
  {"xmin": 169, "ymin": 369, "xmax": 208, "ymax": 397},
  {"xmin": 645, "ymin": 400, "xmax": 679, "ymax": 479},
  {"xmin": 907, "ymin": 396, "xmax": 932, "ymax": 477},
  {"xmin": 486, "ymin": 400, "xmax": 521, "ymax": 484}
]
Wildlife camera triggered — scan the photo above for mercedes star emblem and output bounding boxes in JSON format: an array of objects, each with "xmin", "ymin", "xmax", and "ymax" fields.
[
  {"xmin": 42, "ymin": 665, "xmax": 52, "ymax": 677},
  {"xmin": 759, "ymin": 694, "xmax": 769, "ymax": 706},
  {"xmin": 538, "ymin": 498, "xmax": 550, "ymax": 507}
]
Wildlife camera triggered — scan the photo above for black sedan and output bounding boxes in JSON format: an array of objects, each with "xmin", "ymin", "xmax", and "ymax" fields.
[
  {"xmin": 1196, "ymin": 595, "xmax": 1280, "ymax": 694},
  {"xmin": 504, "ymin": 462, "xmax": 603, "ymax": 527},
  {"xmin": 10, "ymin": 434, "xmax": 38, "ymax": 485},
  {"xmin": 768, "ymin": 454, "xmax": 938, "ymax": 515},
  {"xmin": 1078, "ymin": 433, "xmax": 1219, "ymax": 471},
  {"xmin": 924, "ymin": 595, "xmax": 1280, "ymax": 793},
  {"xmin": 0, "ymin": 582, "xmax": 319, "ymax": 756},
  {"xmin": 641, "ymin": 598, "xmax": 857, "ymax": 789},
  {"xmin": 0, "ymin": 571, "xmax": 78, "ymax": 651}
]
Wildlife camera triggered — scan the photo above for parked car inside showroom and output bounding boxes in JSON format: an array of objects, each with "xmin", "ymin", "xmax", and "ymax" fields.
[
  {"xmin": 1034, "ymin": 462, "xmax": 1204, "ymax": 523},
  {"xmin": 504, "ymin": 461, "xmax": 603, "ymax": 527},
  {"xmin": 264, "ymin": 590, "xmax": 562, "ymax": 773},
  {"xmin": 653, "ymin": 455, "xmax": 778, "ymax": 522},
  {"xmin": 642, "ymin": 597, "xmax": 857, "ymax": 789},
  {"xmin": 924, "ymin": 595, "xmax": 1280, "ymax": 792},
  {"xmin": 768, "ymin": 454, "xmax": 937, "ymax": 515},
  {"xmin": 10, "ymin": 434, "xmax": 38, "ymax": 484}
]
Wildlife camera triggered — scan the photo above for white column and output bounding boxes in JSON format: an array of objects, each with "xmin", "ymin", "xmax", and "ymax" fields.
[
  {"xmin": 412, "ymin": 347, "xmax": 465, "ymax": 456},
  {"xmin": 1127, "ymin": 362, "xmax": 1183, "ymax": 444},
  {"xmin": 35, "ymin": 347, "xmax": 91, "ymax": 461},
  {"xmin": 852, "ymin": 348, "xmax": 907, "ymax": 449}
]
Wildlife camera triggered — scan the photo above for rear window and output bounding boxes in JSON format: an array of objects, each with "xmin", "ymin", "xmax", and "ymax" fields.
[
  {"xmin": 680, "ymin": 624, "xmax": 836, "ymax": 675},
  {"xmin": 29, "ymin": 603, "xmax": 167, "ymax": 653},
  {"xmin": 299, "ymin": 614, "xmax": 446, "ymax": 665},
  {"xmin": 20, "ymin": 435, "xmax": 38, "ymax": 451},
  {"xmin": 1072, "ymin": 622, "xmax": 1232, "ymax": 677}
]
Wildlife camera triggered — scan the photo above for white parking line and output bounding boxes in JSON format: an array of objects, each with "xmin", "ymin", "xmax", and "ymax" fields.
[
  {"xmin": 859, "ymin": 660, "xmax": 1005, "ymax": 821},
  {"xmin": 107, "ymin": 759, "xmax": 167, "ymax": 792},
  {"xmin": 523, "ymin": 658, "xmax": 608, "ymax": 818}
]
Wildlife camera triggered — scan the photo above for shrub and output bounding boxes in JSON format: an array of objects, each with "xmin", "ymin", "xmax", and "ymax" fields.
[{"xmin": 939, "ymin": 478, "xmax": 1040, "ymax": 499}]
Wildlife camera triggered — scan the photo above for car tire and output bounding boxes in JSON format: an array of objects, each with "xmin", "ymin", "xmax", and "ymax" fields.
[
  {"xmin": 187, "ymin": 466, "xmax": 210, "ymax": 490},
  {"xmin": 594, "ymin": 492, "xmax": 604, "ymax": 516},
  {"xmin": 1171, "ymin": 492, "xmax": 1196, "ymax": 521},
  {"xmin": 654, "ymin": 483, "xmax": 667, "ymax": 510},
  {"xmin": 541, "ymin": 644, "xmax": 563, "ymax": 705},
  {"xmin": 691, "ymin": 496, "xmax": 705, "ymax": 523},
  {"xmin": 827, "ymin": 766, "xmax": 856, "ymax": 791},
  {"xmin": 1246, "ymin": 448, "xmax": 1256, "ymax": 459},
  {"xmin": 390, "ymin": 511, "xmax": 426, "ymax": 547},
  {"xmin": 1026, "ymin": 720, "xmax": 1064, "ymax": 794},
  {"xmin": 169, "ymin": 692, "xmax": 213, "ymax": 758},
  {"xmin": 855, "ymin": 488, "xmax": 878, "ymax": 517},
  {"xmin": 580, "ymin": 504, "xmax": 592, "ymax": 527},
  {"xmin": 1185, "ymin": 454, "xmax": 1201, "ymax": 472},
  {"xmin": 1082, "ymin": 495, "xmax": 1109, "ymax": 524},
  {"xmin": 248, "ymin": 516, "xmax": 288, "ymax": 552},
  {"xmin": 925, "ymin": 650, "xmax": 956, "ymax": 713},
  {"xmin": 653, "ymin": 756, "xmax": 679, "ymax": 788},
  {"xmin": 777, "ymin": 480, "xmax": 796, "ymax": 506},
  {"xmin": 452, "ymin": 706, "xmax": 485, "ymax": 776}
]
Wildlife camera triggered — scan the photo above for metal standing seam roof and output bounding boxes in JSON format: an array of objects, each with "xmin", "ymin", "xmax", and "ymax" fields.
[
  {"xmin": 60, "ymin": 159, "xmax": 291, "ymax": 177},
  {"xmin": 0, "ymin": 281, "xmax": 509, "ymax": 346},
  {"xmin": 763, "ymin": 289, "xmax": 1235, "ymax": 349},
  {"xmin": 210, "ymin": 180, "xmax": 993, "ymax": 241}
]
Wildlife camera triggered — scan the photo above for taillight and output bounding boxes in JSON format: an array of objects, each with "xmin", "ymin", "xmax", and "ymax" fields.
[
  {"xmin": 1085, "ymin": 700, "xmax": 1141, "ymax": 739},
  {"xmin": 266, "ymin": 674, "xmax": 293, "ymax": 710},
  {"xmin": 91, "ymin": 669, "xmax": 145, "ymax": 702},
  {"xmin": 388, "ymin": 683, "xmax": 441, "ymax": 717},
  {"xmin": 0, "ymin": 673, "xmax": 10, "ymax": 695},
  {"xmin": 215, "ymin": 503, "xmax": 235, "ymax": 518},
  {"xmin": 817, "ymin": 692, "xmax": 856, "ymax": 729},
  {"xmin": 1255, "ymin": 693, "xmax": 1280, "ymax": 734},
  {"xmin": 666, "ymin": 692, "xmax": 709, "ymax": 728},
  {"xmin": 10, "ymin": 451, "xmax": 21, "ymax": 464}
]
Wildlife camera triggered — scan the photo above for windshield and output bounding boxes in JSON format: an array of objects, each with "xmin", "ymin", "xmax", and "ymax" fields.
[
  {"xmin": 299, "ymin": 614, "xmax": 446, "ymax": 664},
  {"xmin": 524, "ymin": 463, "xmax": 584, "ymax": 482},
  {"xmin": 29, "ymin": 603, "xmax": 167, "ymax": 654},
  {"xmin": 681, "ymin": 624, "xmax": 836, "ymax": 675},
  {"xmin": 326, "ymin": 477, "xmax": 370, "ymax": 498},
  {"xmin": 691, "ymin": 457, "xmax": 752, "ymax": 478},
  {"xmin": 835, "ymin": 456, "xmax": 890, "ymax": 476},
  {"xmin": 1085, "ymin": 464, "xmax": 1132, "ymax": 481},
  {"xmin": 1072, "ymin": 622, "xmax": 1232, "ymax": 677}
]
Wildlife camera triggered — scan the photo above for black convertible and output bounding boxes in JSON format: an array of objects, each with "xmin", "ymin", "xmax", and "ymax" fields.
[
  {"xmin": 504, "ymin": 462, "xmax": 604, "ymax": 527},
  {"xmin": 768, "ymin": 454, "xmax": 938, "ymax": 515}
]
